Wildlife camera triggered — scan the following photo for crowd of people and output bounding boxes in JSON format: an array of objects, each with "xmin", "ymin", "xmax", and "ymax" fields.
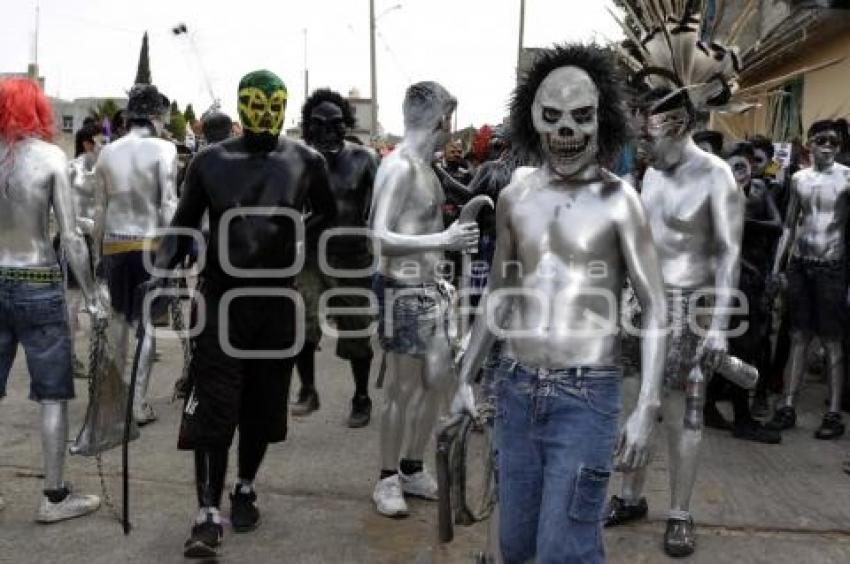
[{"xmin": 2, "ymin": 15, "xmax": 850, "ymax": 564}]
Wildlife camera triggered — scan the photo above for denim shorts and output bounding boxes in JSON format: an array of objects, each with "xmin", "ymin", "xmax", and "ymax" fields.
[
  {"xmin": 373, "ymin": 274, "xmax": 447, "ymax": 358},
  {"xmin": 0, "ymin": 279, "xmax": 74, "ymax": 401},
  {"xmin": 492, "ymin": 358, "xmax": 622, "ymax": 564}
]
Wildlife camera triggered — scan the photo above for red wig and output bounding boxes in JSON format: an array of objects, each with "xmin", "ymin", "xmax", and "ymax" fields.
[{"xmin": 0, "ymin": 78, "xmax": 54, "ymax": 144}]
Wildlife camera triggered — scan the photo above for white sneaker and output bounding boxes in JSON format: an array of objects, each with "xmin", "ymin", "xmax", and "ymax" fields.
[
  {"xmin": 399, "ymin": 468, "xmax": 439, "ymax": 500},
  {"xmin": 372, "ymin": 475, "xmax": 409, "ymax": 517},
  {"xmin": 36, "ymin": 491, "xmax": 100, "ymax": 523},
  {"xmin": 133, "ymin": 401, "xmax": 158, "ymax": 426}
]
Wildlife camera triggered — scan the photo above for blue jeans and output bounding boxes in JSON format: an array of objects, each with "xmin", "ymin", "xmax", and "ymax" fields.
[
  {"xmin": 493, "ymin": 358, "xmax": 622, "ymax": 564},
  {"xmin": 0, "ymin": 279, "xmax": 73, "ymax": 401}
]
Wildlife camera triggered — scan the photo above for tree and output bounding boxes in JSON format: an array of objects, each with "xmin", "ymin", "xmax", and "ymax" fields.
[
  {"xmin": 167, "ymin": 100, "xmax": 187, "ymax": 142},
  {"xmin": 184, "ymin": 103, "xmax": 197, "ymax": 125},
  {"xmin": 134, "ymin": 32, "xmax": 152, "ymax": 85},
  {"xmin": 89, "ymin": 99, "xmax": 120, "ymax": 124}
]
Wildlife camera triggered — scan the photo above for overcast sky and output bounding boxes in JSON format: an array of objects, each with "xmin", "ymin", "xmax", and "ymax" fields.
[{"xmin": 1, "ymin": 0, "xmax": 623, "ymax": 136}]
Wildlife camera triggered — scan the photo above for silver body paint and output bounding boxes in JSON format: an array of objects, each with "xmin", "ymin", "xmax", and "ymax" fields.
[
  {"xmin": 772, "ymin": 156, "xmax": 850, "ymax": 413},
  {"xmin": 93, "ymin": 126, "xmax": 178, "ymax": 422},
  {"xmin": 620, "ymin": 137, "xmax": 744, "ymax": 517},
  {"xmin": 453, "ymin": 67, "xmax": 667, "ymax": 472},
  {"xmin": 0, "ymin": 137, "xmax": 104, "ymax": 495},
  {"xmin": 68, "ymin": 153, "xmax": 99, "ymax": 230},
  {"xmin": 369, "ymin": 85, "xmax": 478, "ymax": 471},
  {"xmin": 94, "ymin": 127, "xmax": 178, "ymax": 242}
]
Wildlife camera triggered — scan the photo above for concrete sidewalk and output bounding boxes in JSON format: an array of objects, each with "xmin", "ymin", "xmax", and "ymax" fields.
[{"xmin": 2, "ymin": 322, "xmax": 850, "ymax": 563}]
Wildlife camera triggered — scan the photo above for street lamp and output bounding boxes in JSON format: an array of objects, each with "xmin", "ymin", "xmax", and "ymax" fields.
[{"xmin": 370, "ymin": 1, "xmax": 403, "ymax": 141}]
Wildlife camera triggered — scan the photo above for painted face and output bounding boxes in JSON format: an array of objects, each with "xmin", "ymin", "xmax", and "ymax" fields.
[
  {"xmin": 639, "ymin": 108, "xmax": 690, "ymax": 171},
  {"xmin": 532, "ymin": 66, "xmax": 599, "ymax": 179},
  {"xmin": 752, "ymin": 148, "xmax": 770, "ymax": 177},
  {"xmin": 308, "ymin": 101, "xmax": 346, "ymax": 156},
  {"xmin": 445, "ymin": 142, "xmax": 463, "ymax": 163},
  {"xmin": 809, "ymin": 129, "xmax": 839, "ymax": 168},
  {"xmin": 237, "ymin": 70, "xmax": 287, "ymax": 136},
  {"xmin": 726, "ymin": 155, "xmax": 752, "ymax": 188}
]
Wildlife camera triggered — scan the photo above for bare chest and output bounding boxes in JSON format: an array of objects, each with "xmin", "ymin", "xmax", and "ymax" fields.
[
  {"xmin": 511, "ymin": 190, "xmax": 617, "ymax": 262},
  {"xmin": 644, "ymin": 177, "xmax": 712, "ymax": 238}
]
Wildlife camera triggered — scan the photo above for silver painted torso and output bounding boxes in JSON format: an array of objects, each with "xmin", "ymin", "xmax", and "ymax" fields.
[
  {"xmin": 641, "ymin": 147, "xmax": 733, "ymax": 290},
  {"xmin": 503, "ymin": 168, "xmax": 631, "ymax": 367},
  {"xmin": 0, "ymin": 138, "xmax": 69, "ymax": 267},
  {"xmin": 790, "ymin": 163, "xmax": 850, "ymax": 260},
  {"xmin": 96, "ymin": 127, "xmax": 178, "ymax": 238},
  {"xmin": 68, "ymin": 154, "xmax": 98, "ymax": 224},
  {"xmin": 374, "ymin": 147, "xmax": 446, "ymax": 283}
]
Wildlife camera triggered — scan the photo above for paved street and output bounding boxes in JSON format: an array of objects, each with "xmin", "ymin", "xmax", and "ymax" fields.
[{"xmin": 2, "ymin": 312, "xmax": 850, "ymax": 563}]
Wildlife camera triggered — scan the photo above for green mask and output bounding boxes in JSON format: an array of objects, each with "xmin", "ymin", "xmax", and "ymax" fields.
[{"xmin": 237, "ymin": 70, "xmax": 287, "ymax": 136}]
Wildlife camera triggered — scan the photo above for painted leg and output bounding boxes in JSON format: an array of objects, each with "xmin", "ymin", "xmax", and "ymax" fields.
[
  {"xmin": 374, "ymin": 352, "xmax": 423, "ymax": 517},
  {"xmin": 815, "ymin": 340, "xmax": 846, "ymax": 440},
  {"xmin": 662, "ymin": 368, "xmax": 705, "ymax": 558},
  {"xmin": 36, "ymin": 400, "xmax": 100, "ymax": 523},
  {"xmin": 767, "ymin": 332, "xmax": 809, "ymax": 431},
  {"xmin": 132, "ymin": 327, "xmax": 157, "ymax": 425}
]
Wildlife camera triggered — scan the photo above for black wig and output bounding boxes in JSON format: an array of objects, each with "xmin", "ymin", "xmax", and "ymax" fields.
[
  {"xmin": 301, "ymin": 88, "xmax": 356, "ymax": 143},
  {"xmin": 509, "ymin": 43, "xmax": 630, "ymax": 167}
]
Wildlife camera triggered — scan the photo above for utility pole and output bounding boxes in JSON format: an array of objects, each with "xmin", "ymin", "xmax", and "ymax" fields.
[
  {"xmin": 516, "ymin": 0, "xmax": 526, "ymax": 77},
  {"xmin": 303, "ymin": 28, "xmax": 309, "ymax": 101},
  {"xmin": 369, "ymin": 0, "xmax": 378, "ymax": 141}
]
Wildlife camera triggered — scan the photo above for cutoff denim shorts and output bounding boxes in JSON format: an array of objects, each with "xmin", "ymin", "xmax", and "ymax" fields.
[
  {"xmin": 0, "ymin": 279, "xmax": 73, "ymax": 401},
  {"xmin": 492, "ymin": 357, "xmax": 622, "ymax": 564}
]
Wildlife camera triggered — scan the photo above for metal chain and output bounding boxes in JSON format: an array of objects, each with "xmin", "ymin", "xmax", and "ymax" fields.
[
  {"xmin": 169, "ymin": 281, "xmax": 192, "ymax": 401},
  {"xmin": 87, "ymin": 316, "xmax": 121, "ymax": 523}
]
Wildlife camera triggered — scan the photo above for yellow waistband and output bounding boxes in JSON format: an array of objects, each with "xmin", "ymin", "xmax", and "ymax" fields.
[{"xmin": 102, "ymin": 239, "xmax": 159, "ymax": 255}]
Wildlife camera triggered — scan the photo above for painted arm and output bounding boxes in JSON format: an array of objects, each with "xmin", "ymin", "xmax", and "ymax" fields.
[
  {"xmin": 359, "ymin": 151, "xmax": 378, "ymax": 226},
  {"xmin": 703, "ymin": 166, "xmax": 745, "ymax": 365},
  {"xmin": 153, "ymin": 155, "xmax": 209, "ymax": 272},
  {"xmin": 158, "ymin": 146, "xmax": 179, "ymax": 226},
  {"xmin": 615, "ymin": 180, "xmax": 666, "ymax": 469},
  {"xmin": 450, "ymin": 190, "xmax": 516, "ymax": 416},
  {"xmin": 771, "ymin": 175, "xmax": 800, "ymax": 275},
  {"xmin": 91, "ymin": 162, "xmax": 108, "ymax": 267},
  {"xmin": 303, "ymin": 153, "xmax": 337, "ymax": 247},
  {"xmin": 369, "ymin": 158, "xmax": 478, "ymax": 256},
  {"xmin": 52, "ymin": 157, "xmax": 106, "ymax": 318}
]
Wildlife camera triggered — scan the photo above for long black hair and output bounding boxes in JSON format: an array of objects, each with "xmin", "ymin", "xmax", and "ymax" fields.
[{"xmin": 509, "ymin": 43, "xmax": 630, "ymax": 167}]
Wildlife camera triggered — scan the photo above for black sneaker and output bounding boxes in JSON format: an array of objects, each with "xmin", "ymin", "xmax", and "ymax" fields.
[
  {"xmin": 664, "ymin": 516, "xmax": 696, "ymax": 557},
  {"xmin": 291, "ymin": 389, "xmax": 319, "ymax": 417},
  {"xmin": 766, "ymin": 406, "xmax": 796, "ymax": 431},
  {"xmin": 732, "ymin": 420, "xmax": 781, "ymax": 444},
  {"xmin": 815, "ymin": 412, "xmax": 845, "ymax": 440},
  {"xmin": 604, "ymin": 495, "xmax": 648, "ymax": 527},
  {"xmin": 348, "ymin": 395, "xmax": 372, "ymax": 428},
  {"xmin": 183, "ymin": 512, "xmax": 223, "ymax": 558},
  {"xmin": 230, "ymin": 487, "xmax": 260, "ymax": 533}
]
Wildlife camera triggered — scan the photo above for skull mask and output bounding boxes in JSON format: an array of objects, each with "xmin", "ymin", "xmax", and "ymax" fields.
[
  {"xmin": 726, "ymin": 155, "xmax": 752, "ymax": 189},
  {"xmin": 532, "ymin": 66, "xmax": 599, "ymax": 179}
]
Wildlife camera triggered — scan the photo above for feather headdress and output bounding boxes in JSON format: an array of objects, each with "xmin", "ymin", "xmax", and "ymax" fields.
[{"xmin": 609, "ymin": 0, "xmax": 754, "ymax": 114}]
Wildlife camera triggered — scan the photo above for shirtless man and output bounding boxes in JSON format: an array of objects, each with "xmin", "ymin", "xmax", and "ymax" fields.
[
  {"xmin": 767, "ymin": 120, "xmax": 850, "ymax": 439},
  {"xmin": 451, "ymin": 45, "xmax": 667, "ymax": 564},
  {"xmin": 93, "ymin": 84, "xmax": 178, "ymax": 425},
  {"xmin": 65, "ymin": 123, "xmax": 103, "ymax": 373},
  {"xmin": 0, "ymin": 78, "xmax": 106, "ymax": 522},
  {"xmin": 605, "ymin": 86, "xmax": 744, "ymax": 557},
  {"xmin": 369, "ymin": 81, "xmax": 479, "ymax": 517}
]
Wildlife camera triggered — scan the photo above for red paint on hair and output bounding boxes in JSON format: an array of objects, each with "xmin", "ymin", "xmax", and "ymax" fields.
[{"xmin": 0, "ymin": 78, "xmax": 55, "ymax": 144}]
